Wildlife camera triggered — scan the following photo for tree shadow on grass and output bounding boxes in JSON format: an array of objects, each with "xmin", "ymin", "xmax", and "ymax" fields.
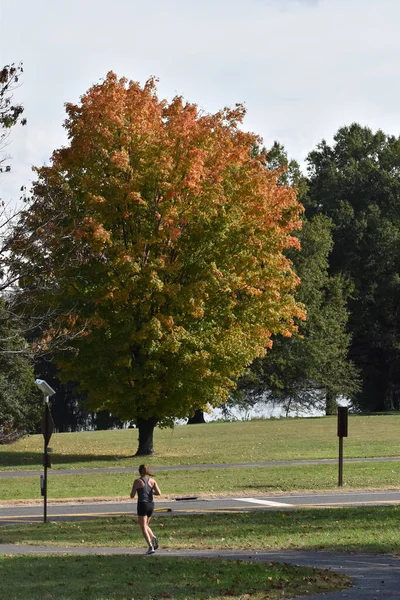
[{"xmin": 0, "ymin": 451, "xmax": 133, "ymax": 470}]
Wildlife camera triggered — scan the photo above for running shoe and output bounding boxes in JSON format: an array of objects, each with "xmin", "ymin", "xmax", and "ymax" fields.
[
  {"xmin": 145, "ymin": 547, "xmax": 155, "ymax": 555},
  {"xmin": 153, "ymin": 536, "xmax": 159, "ymax": 550}
]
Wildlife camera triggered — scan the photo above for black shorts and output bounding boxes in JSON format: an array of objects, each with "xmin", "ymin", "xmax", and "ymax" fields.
[{"xmin": 137, "ymin": 501, "xmax": 154, "ymax": 517}]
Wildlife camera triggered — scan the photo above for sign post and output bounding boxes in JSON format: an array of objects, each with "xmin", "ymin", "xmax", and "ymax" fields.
[
  {"xmin": 35, "ymin": 379, "xmax": 56, "ymax": 524},
  {"xmin": 41, "ymin": 402, "xmax": 55, "ymax": 523},
  {"xmin": 337, "ymin": 406, "xmax": 348, "ymax": 487}
]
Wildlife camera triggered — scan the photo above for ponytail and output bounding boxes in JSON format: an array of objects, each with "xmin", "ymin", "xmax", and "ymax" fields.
[{"xmin": 139, "ymin": 464, "xmax": 154, "ymax": 477}]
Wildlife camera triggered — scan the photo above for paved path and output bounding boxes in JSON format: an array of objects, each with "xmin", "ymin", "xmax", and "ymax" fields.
[
  {"xmin": 2, "ymin": 455, "xmax": 400, "ymax": 478},
  {"xmin": 1, "ymin": 544, "xmax": 399, "ymax": 599}
]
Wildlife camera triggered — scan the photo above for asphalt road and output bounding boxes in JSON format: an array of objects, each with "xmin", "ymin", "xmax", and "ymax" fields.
[{"xmin": 2, "ymin": 488, "xmax": 400, "ymax": 526}]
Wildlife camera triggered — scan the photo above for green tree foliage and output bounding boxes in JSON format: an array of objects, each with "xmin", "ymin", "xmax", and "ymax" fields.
[
  {"xmin": 34, "ymin": 359, "xmax": 91, "ymax": 432},
  {"xmin": 0, "ymin": 299, "xmax": 39, "ymax": 443},
  {"xmin": 0, "ymin": 63, "xmax": 37, "ymax": 443},
  {"xmin": 10, "ymin": 73, "xmax": 304, "ymax": 453},
  {"xmin": 35, "ymin": 358, "xmax": 123, "ymax": 432},
  {"xmin": 235, "ymin": 144, "xmax": 358, "ymax": 416},
  {"xmin": 237, "ymin": 215, "xmax": 359, "ymax": 415},
  {"xmin": 307, "ymin": 123, "xmax": 400, "ymax": 412}
]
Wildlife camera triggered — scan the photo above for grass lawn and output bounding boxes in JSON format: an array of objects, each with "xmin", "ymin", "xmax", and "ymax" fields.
[
  {"xmin": 2, "ymin": 460, "xmax": 400, "ymax": 501},
  {"xmin": 9, "ymin": 505, "xmax": 396, "ymax": 600},
  {"xmin": 1, "ymin": 506, "xmax": 399, "ymax": 555},
  {"xmin": 2, "ymin": 414, "xmax": 400, "ymax": 472},
  {"xmin": 1, "ymin": 418, "xmax": 396, "ymax": 598},
  {"xmin": 0, "ymin": 554, "xmax": 351, "ymax": 600}
]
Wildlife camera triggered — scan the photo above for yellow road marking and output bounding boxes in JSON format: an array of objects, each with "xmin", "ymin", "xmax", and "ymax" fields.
[
  {"xmin": 0, "ymin": 519, "xmax": 29, "ymax": 523},
  {"xmin": 0, "ymin": 507, "xmax": 171, "ymax": 521},
  {"xmin": 0, "ymin": 511, "xmax": 137, "ymax": 520}
]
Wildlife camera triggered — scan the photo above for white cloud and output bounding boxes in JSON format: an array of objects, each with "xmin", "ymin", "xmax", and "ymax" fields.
[{"xmin": 1, "ymin": 0, "xmax": 400, "ymax": 205}]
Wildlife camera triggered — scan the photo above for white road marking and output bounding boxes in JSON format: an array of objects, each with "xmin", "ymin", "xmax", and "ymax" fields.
[{"xmin": 234, "ymin": 497, "xmax": 293, "ymax": 507}]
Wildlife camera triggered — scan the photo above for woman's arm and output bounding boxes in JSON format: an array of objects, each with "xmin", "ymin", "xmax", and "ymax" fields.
[
  {"xmin": 130, "ymin": 479, "xmax": 139, "ymax": 499},
  {"xmin": 152, "ymin": 479, "xmax": 161, "ymax": 496}
]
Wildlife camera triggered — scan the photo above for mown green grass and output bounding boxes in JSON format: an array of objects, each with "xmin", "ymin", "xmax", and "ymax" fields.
[
  {"xmin": 1, "ymin": 418, "xmax": 393, "ymax": 599},
  {"xmin": 1, "ymin": 506, "xmax": 399, "ymax": 555},
  {"xmin": 2, "ymin": 415, "xmax": 400, "ymax": 472},
  {"xmin": 0, "ymin": 555, "xmax": 351, "ymax": 600},
  {"xmin": 2, "ymin": 460, "xmax": 400, "ymax": 501}
]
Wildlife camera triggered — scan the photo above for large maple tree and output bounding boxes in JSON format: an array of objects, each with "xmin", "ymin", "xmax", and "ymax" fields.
[{"xmin": 11, "ymin": 73, "xmax": 304, "ymax": 454}]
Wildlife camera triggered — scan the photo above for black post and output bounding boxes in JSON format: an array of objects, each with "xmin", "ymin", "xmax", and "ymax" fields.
[
  {"xmin": 337, "ymin": 406, "xmax": 348, "ymax": 487},
  {"xmin": 43, "ymin": 400, "xmax": 49, "ymax": 524},
  {"xmin": 37, "ymin": 378, "xmax": 55, "ymax": 524},
  {"xmin": 338, "ymin": 436, "xmax": 344, "ymax": 487}
]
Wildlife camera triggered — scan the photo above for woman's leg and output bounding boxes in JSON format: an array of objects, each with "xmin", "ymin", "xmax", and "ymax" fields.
[
  {"xmin": 138, "ymin": 515, "xmax": 153, "ymax": 548},
  {"xmin": 147, "ymin": 515, "xmax": 154, "ymax": 539},
  {"xmin": 147, "ymin": 514, "xmax": 158, "ymax": 549}
]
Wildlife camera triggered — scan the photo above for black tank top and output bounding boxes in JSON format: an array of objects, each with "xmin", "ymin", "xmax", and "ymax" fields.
[{"xmin": 137, "ymin": 477, "xmax": 153, "ymax": 503}]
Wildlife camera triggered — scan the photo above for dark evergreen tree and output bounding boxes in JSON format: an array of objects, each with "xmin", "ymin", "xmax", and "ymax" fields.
[
  {"xmin": 307, "ymin": 124, "xmax": 400, "ymax": 411},
  {"xmin": 35, "ymin": 358, "xmax": 124, "ymax": 432},
  {"xmin": 34, "ymin": 358, "xmax": 92, "ymax": 432},
  {"xmin": 237, "ymin": 215, "xmax": 359, "ymax": 415},
  {"xmin": 0, "ymin": 299, "xmax": 40, "ymax": 442}
]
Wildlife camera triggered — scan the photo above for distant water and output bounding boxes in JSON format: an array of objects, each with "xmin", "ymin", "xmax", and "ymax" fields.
[
  {"xmin": 206, "ymin": 401, "xmax": 326, "ymax": 422},
  {"xmin": 205, "ymin": 396, "xmax": 352, "ymax": 422}
]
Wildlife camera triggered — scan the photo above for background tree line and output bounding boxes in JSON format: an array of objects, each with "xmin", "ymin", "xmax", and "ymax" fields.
[{"xmin": 2, "ymin": 69, "xmax": 400, "ymax": 452}]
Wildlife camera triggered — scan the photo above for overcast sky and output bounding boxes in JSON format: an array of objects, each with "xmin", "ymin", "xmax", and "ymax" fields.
[{"xmin": 1, "ymin": 0, "xmax": 400, "ymax": 206}]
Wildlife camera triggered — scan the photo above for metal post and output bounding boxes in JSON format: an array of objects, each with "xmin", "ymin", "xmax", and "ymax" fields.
[
  {"xmin": 43, "ymin": 396, "xmax": 49, "ymax": 524},
  {"xmin": 35, "ymin": 379, "xmax": 56, "ymax": 525},
  {"xmin": 337, "ymin": 406, "xmax": 348, "ymax": 487},
  {"xmin": 338, "ymin": 436, "xmax": 344, "ymax": 487}
]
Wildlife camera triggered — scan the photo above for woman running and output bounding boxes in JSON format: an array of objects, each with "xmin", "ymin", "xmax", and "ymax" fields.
[{"xmin": 130, "ymin": 464, "xmax": 161, "ymax": 554}]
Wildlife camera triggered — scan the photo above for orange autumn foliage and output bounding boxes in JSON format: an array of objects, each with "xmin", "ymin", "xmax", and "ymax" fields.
[{"xmin": 11, "ymin": 72, "xmax": 304, "ymax": 425}]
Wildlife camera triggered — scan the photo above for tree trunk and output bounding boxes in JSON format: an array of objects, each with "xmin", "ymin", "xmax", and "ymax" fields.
[
  {"xmin": 187, "ymin": 409, "xmax": 206, "ymax": 424},
  {"xmin": 384, "ymin": 382, "xmax": 395, "ymax": 412},
  {"xmin": 135, "ymin": 417, "xmax": 158, "ymax": 456},
  {"xmin": 325, "ymin": 392, "xmax": 337, "ymax": 416}
]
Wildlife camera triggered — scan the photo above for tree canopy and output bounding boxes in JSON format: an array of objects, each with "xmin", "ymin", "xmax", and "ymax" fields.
[
  {"xmin": 0, "ymin": 298, "xmax": 39, "ymax": 443},
  {"xmin": 232, "ymin": 143, "xmax": 358, "ymax": 417},
  {"xmin": 307, "ymin": 123, "xmax": 400, "ymax": 412},
  {"xmin": 0, "ymin": 63, "xmax": 38, "ymax": 443},
  {"xmin": 10, "ymin": 72, "xmax": 304, "ymax": 452},
  {"xmin": 237, "ymin": 214, "xmax": 359, "ymax": 415}
]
